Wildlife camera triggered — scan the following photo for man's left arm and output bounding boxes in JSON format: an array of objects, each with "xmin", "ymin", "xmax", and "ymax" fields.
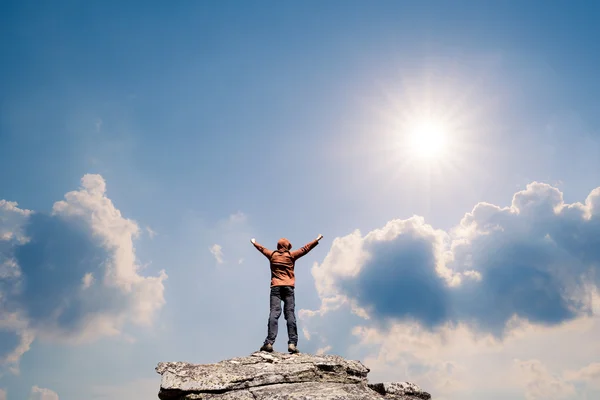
[{"xmin": 290, "ymin": 234, "xmax": 323, "ymax": 260}]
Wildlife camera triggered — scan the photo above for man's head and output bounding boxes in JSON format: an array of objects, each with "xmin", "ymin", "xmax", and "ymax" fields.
[{"xmin": 277, "ymin": 238, "xmax": 292, "ymax": 250}]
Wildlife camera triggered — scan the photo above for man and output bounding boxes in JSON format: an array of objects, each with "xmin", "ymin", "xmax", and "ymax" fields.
[{"xmin": 251, "ymin": 234, "xmax": 323, "ymax": 354}]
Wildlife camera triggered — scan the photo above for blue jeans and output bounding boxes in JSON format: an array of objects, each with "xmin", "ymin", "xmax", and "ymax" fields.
[{"xmin": 264, "ymin": 286, "xmax": 298, "ymax": 345}]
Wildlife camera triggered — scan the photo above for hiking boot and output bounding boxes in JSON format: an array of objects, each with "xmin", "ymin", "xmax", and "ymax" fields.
[
  {"xmin": 260, "ymin": 343, "xmax": 273, "ymax": 352},
  {"xmin": 288, "ymin": 343, "xmax": 299, "ymax": 354}
]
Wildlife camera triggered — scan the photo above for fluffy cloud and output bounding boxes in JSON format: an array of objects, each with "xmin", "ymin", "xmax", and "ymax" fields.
[
  {"xmin": 210, "ymin": 244, "xmax": 224, "ymax": 264},
  {"xmin": 0, "ymin": 388, "xmax": 5, "ymax": 400},
  {"xmin": 300, "ymin": 182, "xmax": 600, "ymax": 399},
  {"xmin": 29, "ymin": 386, "xmax": 59, "ymax": 400},
  {"xmin": 0, "ymin": 200, "xmax": 32, "ymax": 243},
  {"xmin": 308, "ymin": 182, "xmax": 600, "ymax": 334},
  {"xmin": 0, "ymin": 174, "xmax": 167, "ymax": 372}
]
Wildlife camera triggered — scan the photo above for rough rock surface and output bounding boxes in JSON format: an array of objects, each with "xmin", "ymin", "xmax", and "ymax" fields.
[
  {"xmin": 156, "ymin": 351, "xmax": 431, "ymax": 400},
  {"xmin": 369, "ymin": 382, "xmax": 432, "ymax": 399}
]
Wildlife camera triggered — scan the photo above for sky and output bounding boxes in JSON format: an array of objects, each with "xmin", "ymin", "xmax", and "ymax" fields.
[{"xmin": 1, "ymin": 1, "xmax": 600, "ymax": 399}]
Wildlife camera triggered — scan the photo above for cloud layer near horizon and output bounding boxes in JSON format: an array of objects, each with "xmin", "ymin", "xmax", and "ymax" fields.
[{"xmin": 0, "ymin": 175, "xmax": 167, "ymax": 373}]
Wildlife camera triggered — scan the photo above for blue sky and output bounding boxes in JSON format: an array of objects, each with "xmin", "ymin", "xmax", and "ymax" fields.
[{"xmin": 1, "ymin": 1, "xmax": 600, "ymax": 399}]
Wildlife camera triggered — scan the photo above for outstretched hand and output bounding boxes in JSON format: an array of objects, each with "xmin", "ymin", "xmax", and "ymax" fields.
[
  {"xmin": 251, "ymin": 238, "xmax": 256, "ymax": 244},
  {"xmin": 316, "ymin": 234, "xmax": 323, "ymax": 241}
]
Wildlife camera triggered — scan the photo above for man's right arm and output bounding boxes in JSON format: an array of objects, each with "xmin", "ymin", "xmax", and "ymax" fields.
[{"xmin": 251, "ymin": 238, "xmax": 273, "ymax": 259}]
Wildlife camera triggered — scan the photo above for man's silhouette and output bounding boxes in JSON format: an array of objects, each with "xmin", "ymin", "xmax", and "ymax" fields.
[{"xmin": 251, "ymin": 234, "xmax": 323, "ymax": 353}]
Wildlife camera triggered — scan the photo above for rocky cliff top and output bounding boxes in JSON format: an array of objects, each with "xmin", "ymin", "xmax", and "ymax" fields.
[{"xmin": 155, "ymin": 351, "xmax": 431, "ymax": 400}]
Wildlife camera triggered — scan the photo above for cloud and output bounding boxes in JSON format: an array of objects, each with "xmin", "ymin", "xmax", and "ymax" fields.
[
  {"xmin": 0, "ymin": 388, "xmax": 5, "ymax": 400},
  {"xmin": 210, "ymin": 244, "xmax": 224, "ymax": 264},
  {"xmin": 0, "ymin": 200, "xmax": 32, "ymax": 243},
  {"xmin": 515, "ymin": 359, "xmax": 576, "ymax": 400},
  {"xmin": 300, "ymin": 182, "xmax": 600, "ymax": 398},
  {"xmin": 227, "ymin": 211, "xmax": 247, "ymax": 224},
  {"xmin": 0, "ymin": 174, "xmax": 167, "ymax": 372},
  {"xmin": 302, "ymin": 327, "xmax": 311, "ymax": 340},
  {"xmin": 29, "ymin": 386, "xmax": 59, "ymax": 400},
  {"xmin": 307, "ymin": 182, "xmax": 600, "ymax": 337},
  {"xmin": 0, "ymin": 328, "xmax": 34, "ymax": 374},
  {"xmin": 82, "ymin": 272, "xmax": 94, "ymax": 289},
  {"xmin": 146, "ymin": 227, "xmax": 157, "ymax": 239},
  {"xmin": 564, "ymin": 362, "xmax": 600, "ymax": 389},
  {"xmin": 335, "ymin": 313, "xmax": 600, "ymax": 399}
]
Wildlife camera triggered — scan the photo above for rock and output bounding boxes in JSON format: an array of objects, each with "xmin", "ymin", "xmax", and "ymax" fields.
[
  {"xmin": 156, "ymin": 351, "xmax": 431, "ymax": 400},
  {"xmin": 250, "ymin": 382, "xmax": 390, "ymax": 400},
  {"xmin": 369, "ymin": 382, "xmax": 432, "ymax": 399}
]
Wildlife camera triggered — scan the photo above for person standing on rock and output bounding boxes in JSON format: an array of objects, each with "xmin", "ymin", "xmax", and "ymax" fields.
[{"xmin": 251, "ymin": 234, "xmax": 323, "ymax": 354}]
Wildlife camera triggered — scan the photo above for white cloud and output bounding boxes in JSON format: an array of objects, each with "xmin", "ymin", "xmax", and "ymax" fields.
[
  {"xmin": 29, "ymin": 386, "xmax": 59, "ymax": 400},
  {"xmin": 0, "ymin": 388, "xmax": 6, "ymax": 400},
  {"xmin": 0, "ymin": 200, "xmax": 32, "ymax": 243},
  {"xmin": 82, "ymin": 272, "xmax": 94, "ymax": 289},
  {"xmin": 210, "ymin": 244, "xmax": 224, "ymax": 264},
  {"xmin": 0, "ymin": 174, "xmax": 167, "ymax": 371},
  {"xmin": 302, "ymin": 327, "xmax": 311, "ymax": 340},
  {"xmin": 338, "ymin": 311, "xmax": 600, "ymax": 399},
  {"xmin": 49, "ymin": 174, "xmax": 167, "ymax": 331},
  {"xmin": 306, "ymin": 182, "xmax": 600, "ymax": 328},
  {"xmin": 53, "ymin": 175, "xmax": 141, "ymax": 289},
  {"xmin": 299, "ymin": 182, "xmax": 600, "ymax": 399},
  {"xmin": 0, "ymin": 258, "xmax": 20, "ymax": 280},
  {"xmin": 515, "ymin": 359, "xmax": 576, "ymax": 400}
]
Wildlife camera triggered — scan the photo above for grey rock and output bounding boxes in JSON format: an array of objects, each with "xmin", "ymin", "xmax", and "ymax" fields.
[
  {"xmin": 156, "ymin": 351, "xmax": 431, "ymax": 400},
  {"xmin": 182, "ymin": 391, "xmax": 254, "ymax": 400},
  {"xmin": 369, "ymin": 382, "xmax": 432, "ymax": 400},
  {"xmin": 251, "ymin": 382, "xmax": 384, "ymax": 400}
]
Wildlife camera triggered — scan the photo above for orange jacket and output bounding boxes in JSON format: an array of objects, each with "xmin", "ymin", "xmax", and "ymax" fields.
[{"xmin": 253, "ymin": 237, "xmax": 319, "ymax": 287}]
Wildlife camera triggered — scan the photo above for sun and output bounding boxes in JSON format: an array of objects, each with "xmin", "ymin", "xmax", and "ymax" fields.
[
  {"xmin": 339, "ymin": 66, "xmax": 491, "ymax": 195},
  {"xmin": 408, "ymin": 120, "xmax": 447, "ymax": 159}
]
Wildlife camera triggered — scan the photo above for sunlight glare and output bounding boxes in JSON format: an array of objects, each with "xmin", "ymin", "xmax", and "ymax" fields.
[{"xmin": 409, "ymin": 120, "xmax": 447, "ymax": 158}]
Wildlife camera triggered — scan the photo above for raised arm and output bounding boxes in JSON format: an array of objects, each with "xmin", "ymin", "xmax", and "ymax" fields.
[
  {"xmin": 290, "ymin": 234, "xmax": 323, "ymax": 260},
  {"xmin": 251, "ymin": 238, "xmax": 274, "ymax": 259}
]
